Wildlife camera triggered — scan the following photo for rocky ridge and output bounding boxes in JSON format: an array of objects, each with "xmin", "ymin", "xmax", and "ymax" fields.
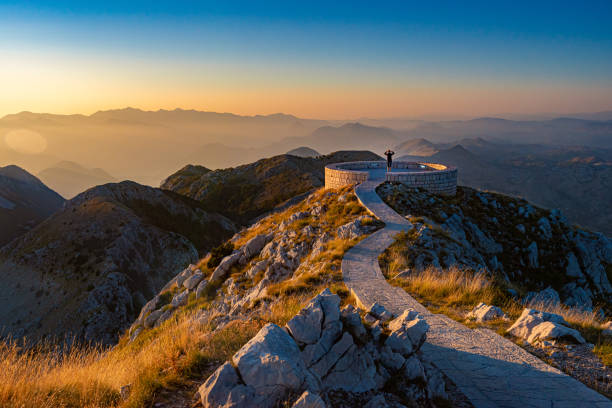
[
  {"xmin": 0, "ymin": 181, "xmax": 236, "ymax": 344},
  {"xmin": 128, "ymin": 187, "xmax": 381, "ymax": 344},
  {"xmin": 377, "ymin": 183, "xmax": 612, "ymax": 314},
  {"xmin": 160, "ymin": 150, "xmax": 382, "ymax": 224}
]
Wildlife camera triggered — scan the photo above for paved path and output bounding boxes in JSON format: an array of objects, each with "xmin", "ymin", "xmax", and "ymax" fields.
[{"xmin": 342, "ymin": 176, "xmax": 612, "ymax": 408}]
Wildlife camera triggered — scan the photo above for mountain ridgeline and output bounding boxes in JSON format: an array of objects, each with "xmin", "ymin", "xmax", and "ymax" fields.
[
  {"xmin": 161, "ymin": 150, "xmax": 382, "ymax": 224},
  {"xmin": 0, "ymin": 181, "xmax": 236, "ymax": 344},
  {"xmin": 0, "ymin": 165, "xmax": 64, "ymax": 247}
]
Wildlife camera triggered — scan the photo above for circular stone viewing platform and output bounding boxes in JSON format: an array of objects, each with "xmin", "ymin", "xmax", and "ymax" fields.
[{"xmin": 325, "ymin": 161, "xmax": 457, "ymax": 195}]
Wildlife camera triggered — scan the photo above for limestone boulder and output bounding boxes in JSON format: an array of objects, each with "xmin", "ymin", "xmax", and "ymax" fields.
[
  {"xmin": 232, "ymin": 323, "xmax": 309, "ymax": 404},
  {"xmin": 183, "ymin": 270, "xmax": 204, "ymax": 290},
  {"xmin": 507, "ymin": 308, "xmax": 584, "ymax": 345},
  {"xmin": 336, "ymin": 219, "xmax": 363, "ymax": 240},
  {"xmin": 242, "ymin": 233, "xmax": 273, "ymax": 259},
  {"xmin": 211, "ymin": 251, "xmax": 242, "ymax": 282},
  {"xmin": 171, "ymin": 290, "xmax": 189, "ymax": 308},
  {"xmin": 385, "ymin": 310, "xmax": 428, "ymax": 356},
  {"xmin": 199, "ymin": 362, "xmax": 254, "ymax": 408},
  {"xmin": 526, "ymin": 321, "xmax": 585, "ymax": 344},
  {"xmin": 526, "ymin": 241, "xmax": 539, "ymax": 268},
  {"xmin": 367, "ymin": 302, "xmax": 394, "ymax": 322},
  {"xmin": 466, "ymin": 302, "xmax": 507, "ymax": 322},
  {"xmin": 195, "ymin": 279, "xmax": 209, "ymax": 299},
  {"xmin": 143, "ymin": 309, "xmax": 164, "ymax": 328},
  {"xmin": 340, "ymin": 304, "xmax": 367, "ymax": 341}
]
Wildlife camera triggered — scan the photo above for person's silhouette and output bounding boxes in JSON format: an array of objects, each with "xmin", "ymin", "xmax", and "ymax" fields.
[{"xmin": 384, "ymin": 149, "xmax": 395, "ymax": 172}]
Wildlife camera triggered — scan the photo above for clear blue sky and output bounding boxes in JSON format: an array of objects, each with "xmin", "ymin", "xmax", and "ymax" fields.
[{"xmin": 1, "ymin": 1, "xmax": 611, "ymax": 118}]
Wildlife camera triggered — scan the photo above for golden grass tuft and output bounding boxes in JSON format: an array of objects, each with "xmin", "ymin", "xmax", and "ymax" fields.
[
  {"xmin": 0, "ymin": 310, "xmax": 262, "ymax": 408},
  {"xmin": 391, "ymin": 265, "xmax": 503, "ymax": 308}
]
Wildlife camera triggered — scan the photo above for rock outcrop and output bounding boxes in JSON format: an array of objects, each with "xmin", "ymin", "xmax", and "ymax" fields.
[
  {"xmin": 377, "ymin": 184, "xmax": 612, "ymax": 313},
  {"xmin": 466, "ymin": 302, "xmax": 507, "ymax": 322},
  {"xmin": 507, "ymin": 308, "xmax": 586, "ymax": 345},
  {"xmin": 199, "ymin": 289, "xmax": 444, "ymax": 407}
]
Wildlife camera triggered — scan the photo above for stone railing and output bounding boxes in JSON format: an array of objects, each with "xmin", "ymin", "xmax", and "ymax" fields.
[
  {"xmin": 325, "ymin": 161, "xmax": 457, "ymax": 195},
  {"xmin": 324, "ymin": 161, "xmax": 382, "ymax": 189}
]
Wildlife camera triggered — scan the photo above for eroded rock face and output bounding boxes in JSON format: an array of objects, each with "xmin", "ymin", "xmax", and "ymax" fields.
[
  {"xmin": 198, "ymin": 288, "xmax": 441, "ymax": 407},
  {"xmin": 507, "ymin": 308, "xmax": 585, "ymax": 345}
]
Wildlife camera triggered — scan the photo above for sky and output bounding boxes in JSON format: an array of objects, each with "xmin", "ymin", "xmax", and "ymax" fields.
[{"xmin": 1, "ymin": 1, "xmax": 612, "ymax": 119}]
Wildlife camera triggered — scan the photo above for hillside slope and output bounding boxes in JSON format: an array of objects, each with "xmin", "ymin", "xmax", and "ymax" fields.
[
  {"xmin": 161, "ymin": 150, "xmax": 382, "ymax": 224},
  {"xmin": 0, "ymin": 165, "xmax": 64, "ymax": 246},
  {"xmin": 0, "ymin": 181, "xmax": 236, "ymax": 344},
  {"xmin": 377, "ymin": 183, "xmax": 612, "ymax": 312}
]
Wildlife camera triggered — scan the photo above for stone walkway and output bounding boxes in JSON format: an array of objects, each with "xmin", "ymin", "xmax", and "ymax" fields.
[{"xmin": 342, "ymin": 177, "xmax": 612, "ymax": 408}]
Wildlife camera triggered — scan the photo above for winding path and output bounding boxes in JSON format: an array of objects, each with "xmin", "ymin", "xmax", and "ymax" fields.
[{"xmin": 342, "ymin": 176, "xmax": 612, "ymax": 408}]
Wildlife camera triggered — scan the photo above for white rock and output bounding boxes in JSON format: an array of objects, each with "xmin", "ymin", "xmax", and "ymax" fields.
[
  {"xmin": 340, "ymin": 305, "xmax": 367, "ymax": 341},
  {"xmin": 183, "ymin": 270, "xmax": 204, "ymax": 290},
  {"xmin": 199, "ymin": 362, "xmax": 254, "ymax": 408},
  {"xmin": 386, "ymin": 310, "xmax": 428, "ymax": 356},
  {"xmin": 527, "ymin": 321, "xmax": 585, "ymax": 344},
  {"xmin": 286, "ymin": 299, "xmax": 324, "ymax": 345},
  {"xmin": 402, "ymin": 354, "xmax": 425, "ymax": 380},
  {"xmin": 466, "ymin": 302, "xmax": 507, "ymax": 322},
  {"xmin": 232, "ymin": 323, "xmax": 308, "ymax": 404},
  {"xmin": 301, "ymin": 320, "xmax": 343, "ymax": 368},
  {"xmin": 143, "ymin": 309, "xmax": 164, "ymax": 328},
  {"xmin": 336, "ymin": 219, "xmax": 363, "ymax": 240},
  {"xmin": 507, "ymin": 308, "xmax": 584, "ymax": 345},
  {"xmin": 292, "ymin": 390, "xmax": 326, "ymax": 408},
  {"xmin": 242, "ymin": 234, "xmax": 273, "ymax": 259},
  {"xmin": 211, "ymin": 251, "xmax": 242, "ymax": 282},
  {"xmin": 524, "ymin": 287, "xmax": 560, "ymax": 306},
  {"xmin": 171, "ymin": 290, "xmax": 189, "ymax": 308},
  {"xmin": 565, "ymin": 252, "xmax": 585, "ymax": 279},
  {"xmin": 309, "ymin": 332, "xmax": 354, "ymax": 379},
  {"xmin": 367, "ymin": 302, "xmax": 393, "ymax": 322},
  {"xmin": 195, "ymin": 279, "xmax": 209, "ymax": 299}
]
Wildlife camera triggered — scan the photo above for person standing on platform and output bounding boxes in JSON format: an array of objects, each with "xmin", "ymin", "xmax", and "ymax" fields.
[{"xmin": 384, "ymin": 149, "xmax": 395, "ymax": 172}]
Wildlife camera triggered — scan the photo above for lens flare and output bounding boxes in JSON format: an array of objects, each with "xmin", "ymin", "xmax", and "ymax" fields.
[{"xmin": 4, "ymin": 129, "xmax": 48, "ymax": 154}]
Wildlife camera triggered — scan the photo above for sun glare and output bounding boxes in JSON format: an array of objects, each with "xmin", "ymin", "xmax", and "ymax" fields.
[{"xmin": 3, "ymin": 129, "xmax": 48, "ymax": 155}]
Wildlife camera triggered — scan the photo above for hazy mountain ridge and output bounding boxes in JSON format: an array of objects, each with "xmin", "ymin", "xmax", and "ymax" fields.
[
  {"xmin": 0, "ymin": 165, "xmax": 64, "ymax": 247},
  {"xmin": 0, "ymin": 181, "xmax": 236, "ymax": 344},
  {"xmin": 397, "ymin": 140, "xmax": 612, "ymax": 235},
  {"xmin": 37, "ymin": 161, "xmax": 116, "ymax": 199}
]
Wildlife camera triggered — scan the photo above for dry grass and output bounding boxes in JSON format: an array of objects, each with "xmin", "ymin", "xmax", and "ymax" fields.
[
  {"xmin": 0, "ymin": 308, "xmax": 262, "ymax": 408},
  {"xmin": 390, "ymin": 265, "xmax": 505, "ymax": 309}
]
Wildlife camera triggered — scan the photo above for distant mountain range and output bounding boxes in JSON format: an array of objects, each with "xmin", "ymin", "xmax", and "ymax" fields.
[
  {"xmin": 397, "ymin": 139, "xmax": 612, "ymax": 235},
  {"xmin": 3, "ymin": 108, "xmax": 611, "ymax": 187},
  {"xmin": 0, "ymin": 165, "xmax": 64, "ymax": 246},
  {"xmin": 37, "ymin": 161, "xmax": 116, "ymax": 199}
]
